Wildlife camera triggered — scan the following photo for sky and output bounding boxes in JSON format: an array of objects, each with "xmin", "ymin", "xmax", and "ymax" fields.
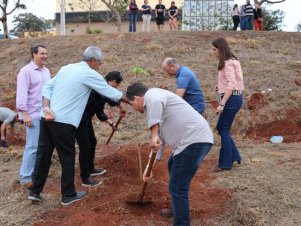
[{"xmin": 3, "ymin": 0, "xmax": 301, "ymax": 32}]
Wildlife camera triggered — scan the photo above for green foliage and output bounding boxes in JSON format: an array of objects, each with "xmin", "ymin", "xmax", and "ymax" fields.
[
  {"xmin": 85, "ymin": 27, "xmax": 102, "ymax": 34},
  {"xmin": 262, "ymin": 8, "xmax": 285, "ymax": 31},
  {"xmin": 11, "ymin": 13, "xmax": 54, "ymax": 35},
  {"xmin": 114, "ymin": 0, "xmax": 128, "ymax": 14},
  {"xmin": 132, "ymin": 67, "xmax": 149, "ymax": 76},
  {"xmin": 0, "ymin": 0, "xmax": 26, "ymax": 38},
  {"xmin": 93, "ymin": 28, "xmax": 102, "ymax": 34}
]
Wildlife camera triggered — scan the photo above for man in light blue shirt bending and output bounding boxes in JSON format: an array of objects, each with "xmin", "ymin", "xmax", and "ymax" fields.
[{"xmin": 28, "ymin": 46, "xmax": 124, "ymax": 206}]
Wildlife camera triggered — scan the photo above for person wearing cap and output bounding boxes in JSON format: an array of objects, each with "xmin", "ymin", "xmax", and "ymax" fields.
[
  {"xmin": 168, "ymin": 1, "xmax": 178, "ymax": 30},
  {"xmin": 0, "ymin": 107, "xmax": 18, "ymax": 148},
  {"xmin": 155, "ymin": 0, "xmax": 166, "ymax": 31}
]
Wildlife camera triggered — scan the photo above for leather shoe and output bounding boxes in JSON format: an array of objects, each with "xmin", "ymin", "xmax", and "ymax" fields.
[{"xmin": 213, "ymin": 166, "xmax": 230, "ymax": 172}]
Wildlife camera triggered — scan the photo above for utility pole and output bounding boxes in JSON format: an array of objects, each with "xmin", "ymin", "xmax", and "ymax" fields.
[{"xmin": 60, "ymin": 0, "xmax": 66, "ymax": 35}]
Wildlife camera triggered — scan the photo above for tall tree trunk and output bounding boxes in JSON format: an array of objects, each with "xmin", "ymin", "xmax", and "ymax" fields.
[
  {"xmin": 115, "ymin": 12, "xmax": 121, "ymax": 33},
  {"xmin": 2, "ymin": 16, "xmax": 8, "ymax": 38}
]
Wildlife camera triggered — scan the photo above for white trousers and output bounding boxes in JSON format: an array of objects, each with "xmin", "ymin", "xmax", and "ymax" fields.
[{"xmin": 142, "ymin": 14, "xmax": 151, "ymax": 32}]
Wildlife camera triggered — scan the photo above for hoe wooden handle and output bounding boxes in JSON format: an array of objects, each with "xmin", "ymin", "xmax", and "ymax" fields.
[
  {"xmin": 137, "ymin": 151, "xmax": 157, "ymax": 201},
  {"xmin": 106, "ymin": 116, "xmax": 123, "ymax": 145}
]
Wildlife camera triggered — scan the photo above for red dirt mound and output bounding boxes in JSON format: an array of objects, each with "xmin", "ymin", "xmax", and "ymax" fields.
[
  {"xmin": 246, "ymin": 109, "xmax": 301, "ymax": 143},
  {"xmin": 248, "ymin": 92, "xmax": 266, "ymax": 110},
  {"xmin": 33, "ymin": 143, "xmax": 231, "ymax": 225}
]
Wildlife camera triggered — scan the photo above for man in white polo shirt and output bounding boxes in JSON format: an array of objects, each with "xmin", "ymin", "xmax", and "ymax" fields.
[{"xmin": 126, "ymin": 82, "xmax": 214, "ymax": 226}]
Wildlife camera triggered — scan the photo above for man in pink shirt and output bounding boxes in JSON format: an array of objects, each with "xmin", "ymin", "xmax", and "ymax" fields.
[{"xmin": 16, "ymin": 44, "xmax": 51, "ymax": 188}]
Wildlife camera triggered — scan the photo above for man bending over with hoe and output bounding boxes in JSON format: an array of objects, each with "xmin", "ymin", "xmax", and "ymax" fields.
[{"xmin": 126, "ymin": 82, "xmax": 213, "ymax": 226}]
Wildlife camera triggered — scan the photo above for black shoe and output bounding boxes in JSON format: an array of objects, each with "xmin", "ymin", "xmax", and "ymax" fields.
[
  {"xmin": 161, "ymin": 208, "xmax": 173, "ymax": 218},
  {"xmin": 28, "ymin": 192, "xmax": 42, "ymax": 202},
  {"xmin": 1, "ymin": 139, "xmax": 9, "ymax": 148},
  {"xmin": 90, "ymin": 168, "xmax": 106, "ymax": 176},
  {"xmin": 82, "ymin": 177, "xmax": 102, "ymax": 187},
  {"xmin": 61, "ymin": 191, "xmax": 86, "ymax": 206}
]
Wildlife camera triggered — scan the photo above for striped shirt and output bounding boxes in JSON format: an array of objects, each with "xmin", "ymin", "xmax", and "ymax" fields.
[{"xmin": 244, "ymin": 3, "xmax": 254, "ymax": 16}]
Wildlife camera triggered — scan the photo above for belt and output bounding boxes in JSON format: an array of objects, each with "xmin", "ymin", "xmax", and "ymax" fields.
[
  {"xmin": 220, "ymin": 90, "xmax": 242, "ymax": 97},
  {"xmin": 232, "ymin": 90, "xmax": 242, "ymax": 95}
]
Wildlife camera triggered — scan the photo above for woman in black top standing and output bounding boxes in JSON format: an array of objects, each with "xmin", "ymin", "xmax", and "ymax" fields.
[{"xmin": 168, "ymin": 1, "xmax": 178, "ymax": 30}]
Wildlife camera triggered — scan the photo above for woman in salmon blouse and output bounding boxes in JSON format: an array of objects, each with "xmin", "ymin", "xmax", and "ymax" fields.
[{"xmin": 211, "ymin": 37, "xmax": 244, "ymax": 172}]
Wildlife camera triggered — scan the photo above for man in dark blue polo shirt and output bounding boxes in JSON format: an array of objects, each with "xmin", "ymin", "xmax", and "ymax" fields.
[{"xmin": 162, "ymin": 58, "xmax": 206, "ymax": 114}]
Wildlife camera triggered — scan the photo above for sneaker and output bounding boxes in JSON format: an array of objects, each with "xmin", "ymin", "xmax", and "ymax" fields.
[
  {"xmin": 82, "ymin": 177, "xmax": 102, "ymax": 187},
  {"xmin": 90, "ymin": 168, "xmax": 106, "ymax": 176},
  {"xmin": 161, "ymin": 208, "xmax": 173, "ymax": 218},
  {"xmin": 28, "ymin": 192, "xmax": 42, "ymax": 202},
  {"xmin": 1, "ymin": 139, "xmax": 9, "ymax": 148},
  {"xmin": 61, "ymin": 191, "xmax": 86, "ymax": 206}
]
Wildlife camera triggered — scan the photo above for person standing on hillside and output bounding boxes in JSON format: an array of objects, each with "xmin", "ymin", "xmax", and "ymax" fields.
[
  {"xmin": 244, "ymin": 0, "xmax": 254, "ymax": 30},
  {"xmin": 28, "ymin": 46, "xmax": 124, "ymax": 206},
  {"xmin": 168, "ymin": 1, "xmax": 178, "ymax": 31},
  {"xmin": 126, "ymin": 82, "xmax": 213, "ymax": 226},
  {"xmin": 16, "ymin": 44, "xmax": 51, "ymax": 189},
  {"xmin": 232, "ymin": 4, "xmax": 240, "ymax": 30},
  {"xmin": 254, "ymin": 3, "xmax": 263, "ymax": 31},
  {"xmin": 211, "ymin": 37, "xmax": 244, "ymax": 172},
  {"xmin": 162, "ymin": 58, "xmax": 206, "ymax": 115},
  {"xmin": 141, "ymin": 0, "xmax": 152, "ymax": 32},
  {"xmin": 0, "ymin": 107, "xmax": 18, "ymax": 148},
  {"xmin": 76, "ymin": 71, "xmax": 126, "ymax": 187},
  {"xmin": 155, "ymin": 0, "xmax": 166, "ymax": 31},
  {"xmin": 239, "ymin": 4, "xmax": 246, "ymax": 30},
  {"xmin": 128, "ymin": 0, "xmax": 138, "ymax": 32}
]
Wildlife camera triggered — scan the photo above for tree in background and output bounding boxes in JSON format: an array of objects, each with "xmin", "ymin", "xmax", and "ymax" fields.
[
  {"xmin": 69, "ymin": 0, "xmax": 101, "ymax": 24},
  {"xmin": 296, "ymin": 22, "xmax": 301, "ymax": 32},
  {"xmin": 0, "ymin": 0, "xmax": 26, "ymax": 38},
  {"xmin": 262, "ymin": 8, "xmax": 284, "ymax": 31},
  {"xmin": 68, "ymin": 0, "xmax": 128, "ymax": 33},
  {"xmin": 254, "ymin": 0, "xmax": 286, "ymax": 6},
  {"xmin": 11, "ymin": 13, "xmax": 55, "ymax": 37},
  {"xmin": 100, "ymin": 0, "xmax": 128, "ymax": 33}
]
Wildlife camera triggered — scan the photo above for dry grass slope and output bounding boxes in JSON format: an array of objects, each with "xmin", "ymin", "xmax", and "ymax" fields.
[{"xmin": 0, "ymin": 31, "xmax": 301, "ymax": 225}]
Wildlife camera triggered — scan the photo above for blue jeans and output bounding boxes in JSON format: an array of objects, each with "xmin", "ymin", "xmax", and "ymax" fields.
[
  {"xmin": 240, "ymin": 17, "xmax": 246, "ymax": 30},
  {"xmin": 245, "ymin": 15, "xmax": 254, "ymax": 30},
  {"xmin": 216, "ymin": 95, "xmax": 243, "ymax": 169},
  {"xmin": 20, "ymin": 118, "xmax": 40, "ymax": 184},
  {"xmin": 168, "ymin": 143, "xmax": 212, "ymax": 226},
  {"xmin": 129, "ymin": 14, "xmax": 137, "ymax": 32}
]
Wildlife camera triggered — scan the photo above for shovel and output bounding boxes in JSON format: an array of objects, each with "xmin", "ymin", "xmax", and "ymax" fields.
[{"xmin": 125, "ymin": 150, "xmax": 157, "ymax": 205}]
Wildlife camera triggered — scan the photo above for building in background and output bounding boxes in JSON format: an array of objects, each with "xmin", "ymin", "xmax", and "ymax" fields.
[
  {"xmin": 182, "ymin": 0, "xmax": 234, "ymax": 30},
  {"xmin": 55, "ymin": 0, "xmax": 183, "ymax": 34},
  {"xmin": 55, "ymin": 0, "xmax": 234, "ymax": 34}
]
